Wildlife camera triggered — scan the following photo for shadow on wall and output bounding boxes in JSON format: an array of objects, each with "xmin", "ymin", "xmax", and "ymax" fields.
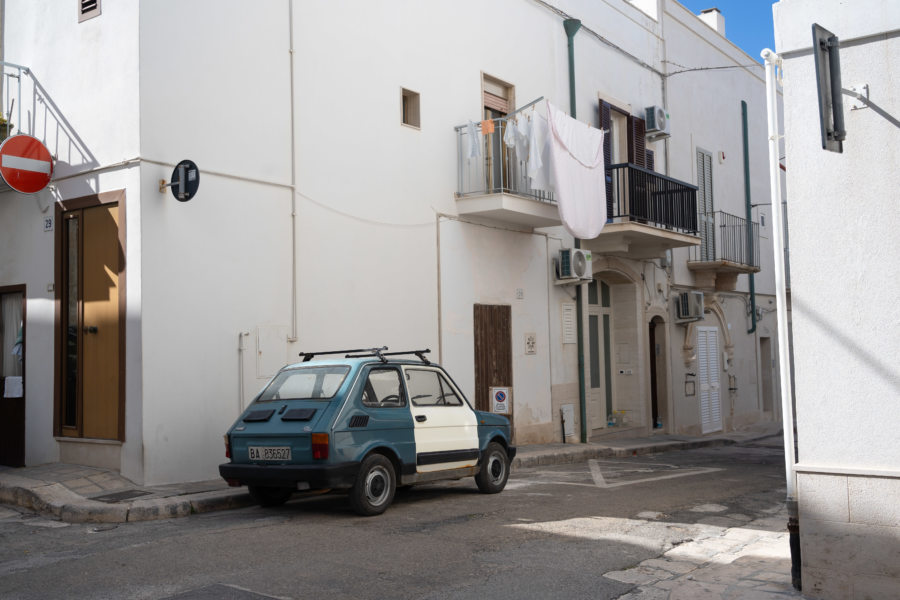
[
  {"xmin": 791, "ymin": 296, "xmax": 900, "ymax": 396},
  {"xmin": 2, "ymin": 65, "xmax": 99, "ymax": 184}
]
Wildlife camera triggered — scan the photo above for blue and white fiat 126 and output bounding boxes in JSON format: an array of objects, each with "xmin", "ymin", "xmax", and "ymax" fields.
[{"xmin": 219, "ymin": 347, "xmax": 516, "ymax": 515}]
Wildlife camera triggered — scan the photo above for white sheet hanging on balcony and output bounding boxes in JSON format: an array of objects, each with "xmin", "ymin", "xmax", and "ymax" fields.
[{"xmin": 546, "ymin": 101, "xmax": 607, "ymax": 239}]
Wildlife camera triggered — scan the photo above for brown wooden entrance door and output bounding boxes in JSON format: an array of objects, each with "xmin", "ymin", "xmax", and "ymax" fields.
[
  {"xmin": 60, "ymin": 204, "xmax": 121, "ymax": 440},
  {"xmin": 0, "ymin": 287, "xmax": 26, "ymax": 466},
  {"xmin": 473, "ymin": 304, "xmax": 512, "ymax": 416}
]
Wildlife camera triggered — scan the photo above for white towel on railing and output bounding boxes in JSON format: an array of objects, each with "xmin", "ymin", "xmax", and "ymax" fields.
[
  {"xmin": 546, "ymin": 100, "xmax": 607, "ymax": 239},
  {"xmin": 466, "ymin": 120, "xmax": 482, "ymax": 159}
]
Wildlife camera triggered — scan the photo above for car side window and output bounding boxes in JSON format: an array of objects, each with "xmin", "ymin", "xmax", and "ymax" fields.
[
  {"xmin": 361, "ymin": 368, "xmax": 405, "ymax": 408},
  {"xmin": 406, "ymin": 369, "xmax": 462, "ymax": 407}
]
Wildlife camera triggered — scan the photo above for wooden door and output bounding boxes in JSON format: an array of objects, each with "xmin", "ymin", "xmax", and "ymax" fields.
[
  {"xmin": 61, "ymin": 204, "xmax": 121, "ymax": 440},
  {"xmin": 473, "ymin": 304, "xmax": 512, "ymax": 415}
]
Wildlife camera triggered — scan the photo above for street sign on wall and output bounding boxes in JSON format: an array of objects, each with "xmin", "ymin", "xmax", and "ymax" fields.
[
  {"xmin": 490, "ymin": 387, "xmax": 511, "ymax": 415},
  {"xmin": 0, "ymin": 135, "xmax": 53, "ymax": 194}
]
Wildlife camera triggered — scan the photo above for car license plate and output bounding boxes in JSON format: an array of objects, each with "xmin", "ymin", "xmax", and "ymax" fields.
[{"xmin": 249, "ymin": 446, "xmax": 291, "ymax": 461}]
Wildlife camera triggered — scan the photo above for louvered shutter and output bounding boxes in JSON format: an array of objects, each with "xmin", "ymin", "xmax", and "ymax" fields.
[
  {"xmin": 698, "ymin": 327, "xmax": 722, "ymax": 434},
  {"xmin": 696, "ymin": 149, "xmax": 715, "ymax": 260},
  {"xmin": 627, "ymin": 115, "xmax": 647, "ymax": 168},
  {"xmin": 645, "ymin": 149, "xmax": 655, "ymax": 172},
  {"xmin": 600, "ymin": 100, "xmax": 613, "ymax": 219},
  {"xmin": 483, "ymin": 92, "xmax": 509, "ymax": 114}
]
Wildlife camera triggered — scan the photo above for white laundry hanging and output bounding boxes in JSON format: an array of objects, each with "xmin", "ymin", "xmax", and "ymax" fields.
[
  {"xmin": 546, "ymin": 100, "xmax": 607, "ymax": 239},
  {"xmin": 466, "ymin": 120, "xmax": 482, "ymax": 159},
  {"xmin": 528, "ymin": 109, "xmax": 552, "ymax": 193}
]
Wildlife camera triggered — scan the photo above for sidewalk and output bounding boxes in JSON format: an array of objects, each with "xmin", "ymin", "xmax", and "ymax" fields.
[{"xmin": 0, "ymin": 421, "xmax": 783, "ymax": 524}]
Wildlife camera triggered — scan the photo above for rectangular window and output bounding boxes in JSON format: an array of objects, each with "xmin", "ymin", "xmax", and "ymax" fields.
[
  {"xmin": 406, "ymin": 369, "xmax": 462, "ymax": 407},
  {"xmin": 79, "ymin": 0, "xmax": 101, "ymax": 22},
  {"xmin": 401, "ymin": 88, "xmax": 420, "ymax": 128}
]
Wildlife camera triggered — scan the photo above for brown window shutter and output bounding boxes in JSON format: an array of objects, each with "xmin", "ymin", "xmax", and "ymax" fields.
[
  {"xmin": 628, "ymin": 115, "xmax": 646, "ymax": 168},
  {"xmin": 645, "ymin": 149, "xmax": 655, "ymax": 172},
  {"xmin": 600, "ymin": 99, "xmax": 613, "ymax": 218},
  {"xmin": 483, "ymin": 91, "xmax": 509, "ymax": 114}
]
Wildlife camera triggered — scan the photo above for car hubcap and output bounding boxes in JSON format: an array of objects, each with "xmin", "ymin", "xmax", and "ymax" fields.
[
  {"xmin": 488, "ymin": 454, "xmax": 505, "ymax": 483},
  {"xmin": 366, "ymin": 466, "xmax": 390, "ymax": 505}
]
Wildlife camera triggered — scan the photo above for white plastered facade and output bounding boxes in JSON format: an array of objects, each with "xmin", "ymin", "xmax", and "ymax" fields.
[{"xmin": 0, "ymin": 0, "xmax": 781, "ymax": 484}]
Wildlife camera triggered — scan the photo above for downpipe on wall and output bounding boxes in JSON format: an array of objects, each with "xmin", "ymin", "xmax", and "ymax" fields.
[
  {"xmin": 563, "ymin": 17, "xmax": 589, "ymax": 444},
  {"xmin": 762, "ymin": 48, "xmax": 800, "ymax": 592}
]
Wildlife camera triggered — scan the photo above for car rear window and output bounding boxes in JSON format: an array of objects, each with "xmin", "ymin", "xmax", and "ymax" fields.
[{"xmin": 258, "ymin": 366, "xmax": 351, "ymax": 401}]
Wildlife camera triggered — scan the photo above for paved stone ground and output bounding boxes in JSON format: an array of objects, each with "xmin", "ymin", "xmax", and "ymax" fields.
[{"xmin": 605, "ymin": 503, "xmax": 801, "ymax": 599}]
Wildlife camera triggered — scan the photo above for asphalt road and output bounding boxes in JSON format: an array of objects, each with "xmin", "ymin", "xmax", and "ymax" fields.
[{"xmin": 0, "ymin": 438, "xmax": 789, "ymax": 600}]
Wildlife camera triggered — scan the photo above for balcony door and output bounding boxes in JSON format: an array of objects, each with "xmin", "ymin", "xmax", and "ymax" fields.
[{"xmin": 58, "ymin": 201, "xmax": 123, "ymax": 440}]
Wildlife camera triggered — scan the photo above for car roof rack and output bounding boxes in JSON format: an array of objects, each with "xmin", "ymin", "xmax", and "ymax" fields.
[{"xmin": 299, "ymin": 347, "xmax": 431, "ymax": 364}]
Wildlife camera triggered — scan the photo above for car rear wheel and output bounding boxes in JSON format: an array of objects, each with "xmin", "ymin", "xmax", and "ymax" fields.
[
  {"xmin": 349, "ymin": 453, "xmax": 396, "ymax": 516},
  {"xmin": 475, "ymin": 442, "xmax": 510, "ymax": 494},
  {"xmin": 248, "ymin": 485, "xmax": 294, "ymax": 507}
]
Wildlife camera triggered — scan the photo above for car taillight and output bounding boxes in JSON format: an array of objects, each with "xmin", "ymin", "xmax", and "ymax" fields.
[
  {"xmin": 311, "ymin": 433, "xmax": 329, "ymax": 460},
  {"xmin": 224, "ymin": 434, "xmax": 231, "ymax": 459}
]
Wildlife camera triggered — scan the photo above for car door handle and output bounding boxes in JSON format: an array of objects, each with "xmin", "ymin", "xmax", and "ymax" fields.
[
  {"xmin": 83, "ymin": 326, "xmax": 98, "ymax": 334},
  {"xmin": 415, "ymin": 415, "xmax": 427, "ymax": 422}
]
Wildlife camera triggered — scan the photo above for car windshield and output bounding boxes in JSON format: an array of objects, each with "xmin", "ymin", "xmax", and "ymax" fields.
[{"xmin": 257, "ymin": 365, "xmax": 351, "ymax": 401}]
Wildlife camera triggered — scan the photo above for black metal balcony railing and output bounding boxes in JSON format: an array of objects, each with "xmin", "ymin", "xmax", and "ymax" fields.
[
  {"xmin": 690, "ymin": 210, "xmax": 760, "ymax": 268},
  {"xmin": 607, "ymin": 163, "xmax": 698, "ymax": 234}
]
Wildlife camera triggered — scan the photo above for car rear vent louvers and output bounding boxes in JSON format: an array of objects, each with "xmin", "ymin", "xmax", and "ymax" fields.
[
  {"xmin": 281, "ymin": 408, "xmax": 317, "ymax": 421},
  {"xmin": 242, "ymin": 409, "xmax": 276, "ymax": 422},
  {"xmin": 349, "ymin": 415, "xmax": 369, "ymax": 428}
]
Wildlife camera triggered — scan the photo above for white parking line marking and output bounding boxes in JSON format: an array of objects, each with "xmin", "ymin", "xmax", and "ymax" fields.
[{"xmin": 589, "ymin": 460, "xmax": 722, "ymax": 488}]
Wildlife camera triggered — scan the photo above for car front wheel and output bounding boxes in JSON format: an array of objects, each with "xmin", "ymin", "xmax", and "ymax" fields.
[
  {"xmin": 349, "ymin": 453, "xmax": 396, "ymax": 516},
  {"xmin": 475, "ymin": 442, "xmax": 510, "ymax": 494}
]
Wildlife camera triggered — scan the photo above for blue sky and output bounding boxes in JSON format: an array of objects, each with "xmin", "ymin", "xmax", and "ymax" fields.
[{"xmin": 676, "ymin": 0, "xmax": 777, "ymax": 62}]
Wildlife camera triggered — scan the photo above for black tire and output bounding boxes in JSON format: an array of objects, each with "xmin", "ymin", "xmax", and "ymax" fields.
[
  {"xmin": 475, "ymin": 442, "xmax": 510, "ymax": 494},
  {"xmin": 248, "ymin": 485, "xmax": 294, "ymax": 507},
  {"xmin": 349, "ymin": 454, "xmax": 396, "ymax": 516}
]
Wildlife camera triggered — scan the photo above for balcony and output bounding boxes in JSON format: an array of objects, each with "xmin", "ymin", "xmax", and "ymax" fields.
[
  {"xmin": 583, "ymin": 163, "xmax": 700, "ymax": 259},
  {"xmin": 688, "ymin": 211, "xmax": 761, "ymax": 291},
  {"xmin": 454, "ymin": 115, "xmax": 561, "ymax": 230}
]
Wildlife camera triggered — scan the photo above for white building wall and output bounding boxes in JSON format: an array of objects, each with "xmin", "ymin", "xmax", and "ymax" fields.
[
  {"xmin": 137, "ymin": 1, "xmax": 294, "ymax": 484},
  {"xmin": 774, "ymin": 0, "xmax": 900, "ymax": 597}
]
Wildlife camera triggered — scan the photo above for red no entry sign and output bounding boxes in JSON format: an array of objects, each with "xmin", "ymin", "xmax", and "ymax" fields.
[{"xmin": 0, "ymin": 135, "xmax": 54, "ymax": 194}]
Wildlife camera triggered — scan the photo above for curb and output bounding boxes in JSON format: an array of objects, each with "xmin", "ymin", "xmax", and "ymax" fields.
[{"xmin": 2, "ymin": 430, "xmax": 780, "ymax": 524}]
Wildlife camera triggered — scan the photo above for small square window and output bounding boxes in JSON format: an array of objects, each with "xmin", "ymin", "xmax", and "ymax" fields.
[
  {"xmin": 401, "ymin": 88, "xmax": 420, "ymax": 129},
  {"xmin": 79, "ymin": 0, "xmax": 101, "ymax": 22}
]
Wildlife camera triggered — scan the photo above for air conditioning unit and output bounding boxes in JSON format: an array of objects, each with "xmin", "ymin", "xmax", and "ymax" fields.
[
  {"xmin": 645, "ymin": 105, "xmax": 670, "ymax": 138},
  {"xmin": 556, "ymin": 248, "xmax": 592, "ymax": 284},
  {"xmin": 676, "ymin": 291, "xmax": 704, "ymax": 321}
]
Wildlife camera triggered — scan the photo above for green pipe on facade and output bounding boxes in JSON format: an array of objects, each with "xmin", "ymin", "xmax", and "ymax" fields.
[
  {"xmin": 742, "ymin": 100, "xmax": 757, "ymax": 334},
  {"xmin": 563, "ymin": 18, "xmax": 589, "ymax": 443}
]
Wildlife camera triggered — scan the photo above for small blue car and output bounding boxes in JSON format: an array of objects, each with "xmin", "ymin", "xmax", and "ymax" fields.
[{"xmin": 219, "ymin": 347, "xmax": 516, "ymax": 515}]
